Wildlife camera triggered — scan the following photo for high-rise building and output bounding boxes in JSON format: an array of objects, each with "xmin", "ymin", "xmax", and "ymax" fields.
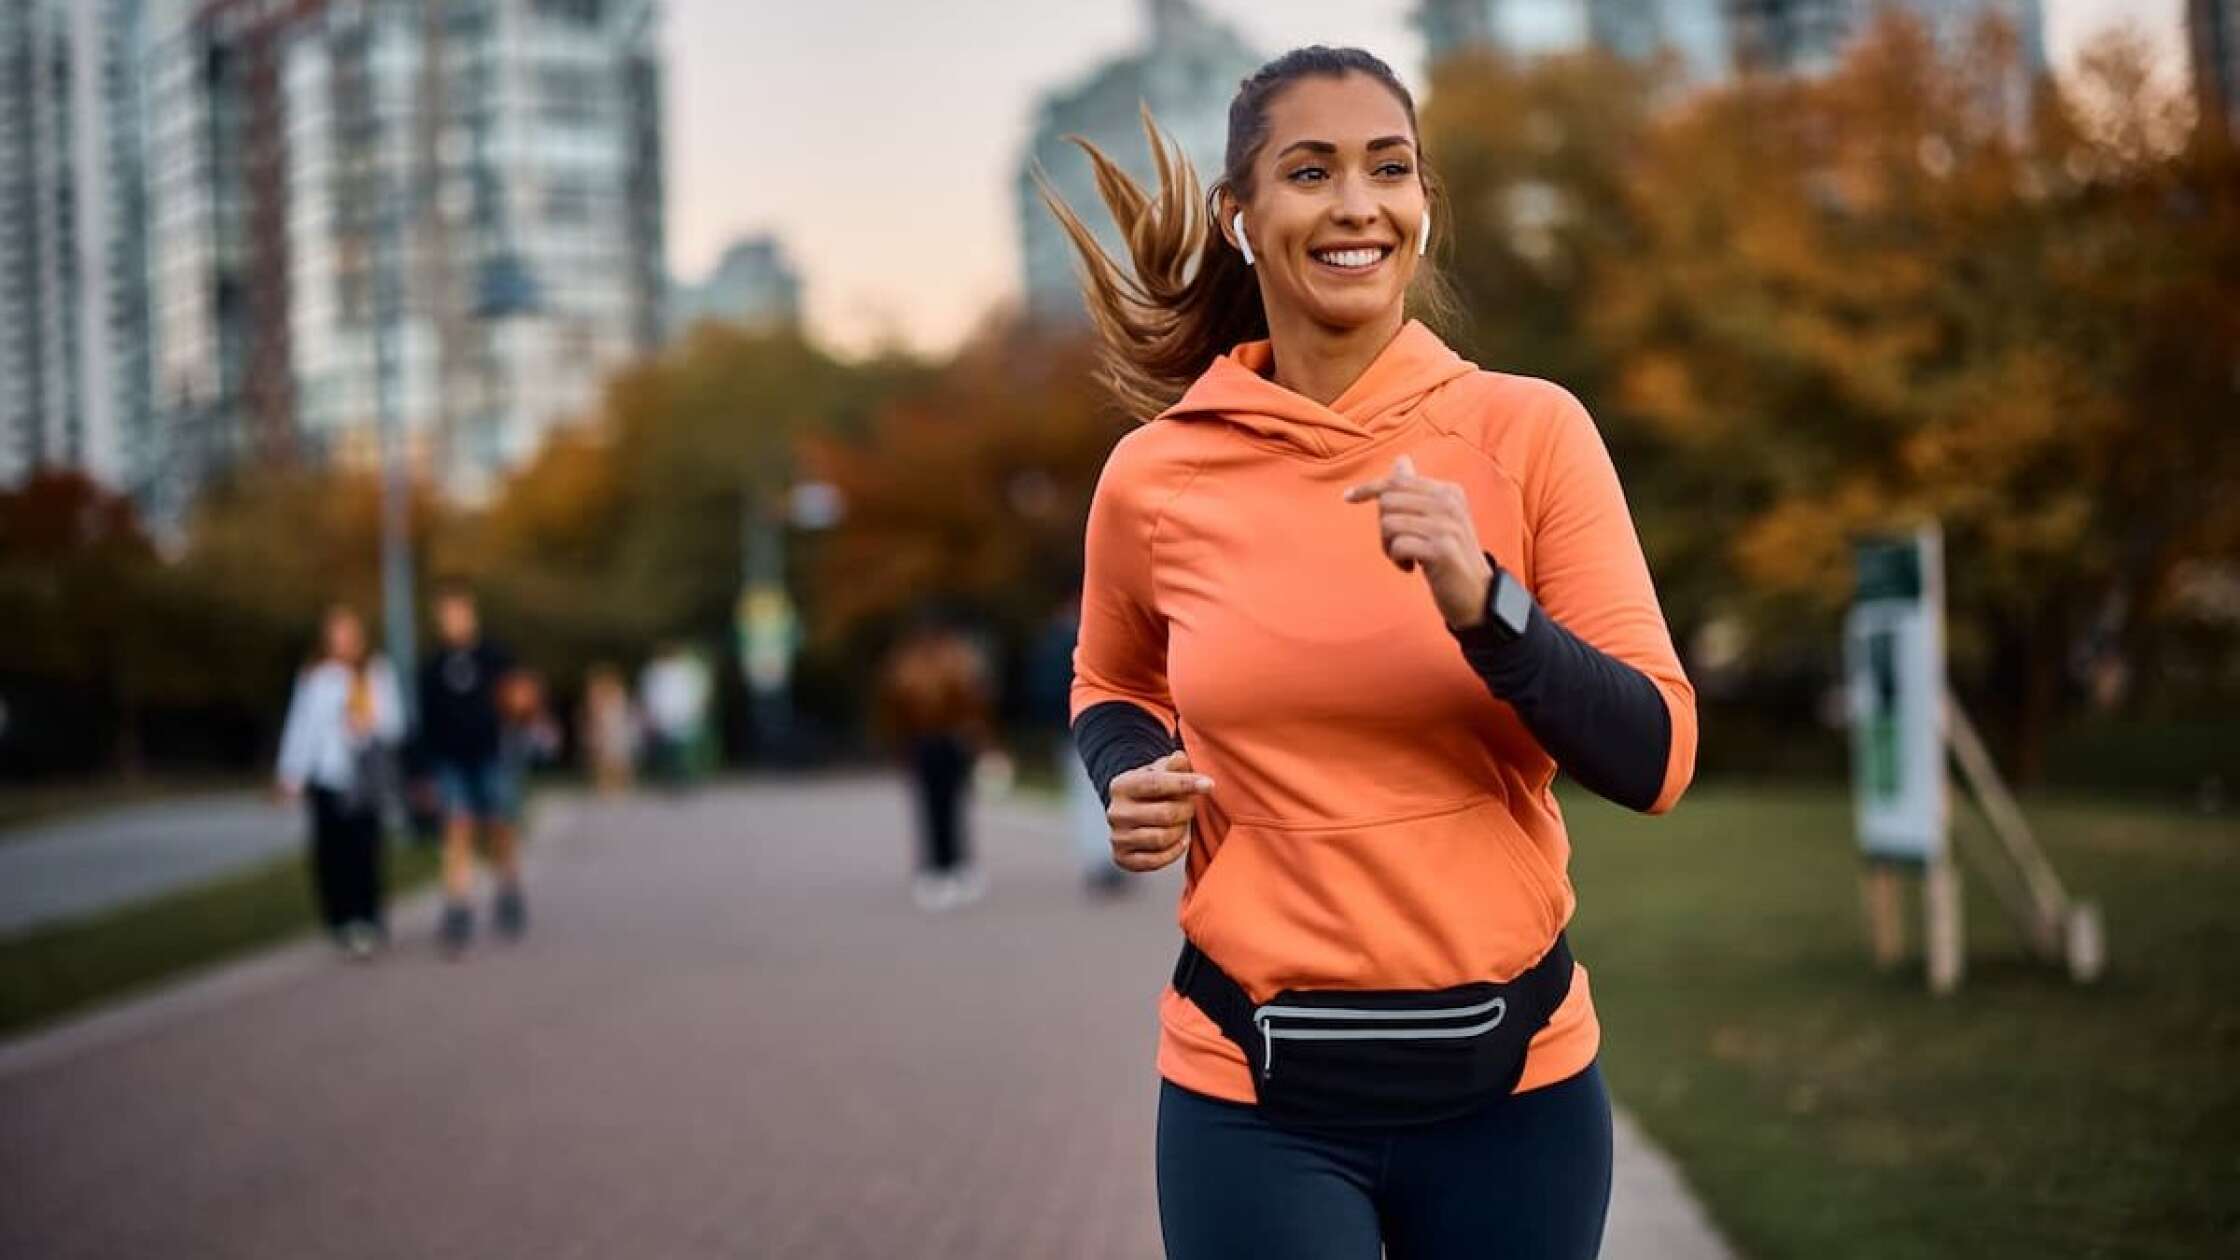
[
  {"xmin": 2192, "ymin": 0, "xmax": 2240, "ymax": 144},
  {"xmin": 1722, "ymin": 0, "xmax": 1851, "ymax": 72},
  {"xmin": 1416, "ymin": 0, "xmax": 1731, "ymax": 81},
  {"xmin": 146, "ymin": 0, "xmax": 665, "ymax": 502},
  {"xmin": 1725, "ymin": 0, "xmax": 2045, "ymax": 77},
  {"xmin": 1, "ymin": 0, "xmax": 157, "ymax": 502},
  {"xmin": 1417, "ymin": 1, "xmax": 2044, "ymax": 82},
  {"xmin": 1016, "ymin": 0, "xmax": 1264, "ymax": 323},
  {"xmin": 670, "ymin": 235, "xmax": 802, "ymax": 338}
]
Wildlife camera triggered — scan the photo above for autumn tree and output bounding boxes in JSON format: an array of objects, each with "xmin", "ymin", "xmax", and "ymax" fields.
[
  {"xmin": 1600, "ymin": 16, "xmax": 2237, "ymax": 775},
  {"xmin": 1428, "ymin": 15, "xmax": 2240, "ymax": 778},
  {"xmin": 0, "ymin": 472, "xmax": 165, "ymax": 773},
  {"xmin": 444, "ymin": 324, "xmax": 916, "ymax": 682},
  {"xmin": 804, "ymin": 318, "xmax": 1118, "ymax": 647}
]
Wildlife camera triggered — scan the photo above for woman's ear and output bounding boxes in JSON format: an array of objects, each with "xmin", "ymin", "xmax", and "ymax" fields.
[{"xmin": 1213, "ymin": 188, "xmax": 1253, "ymax": 267}]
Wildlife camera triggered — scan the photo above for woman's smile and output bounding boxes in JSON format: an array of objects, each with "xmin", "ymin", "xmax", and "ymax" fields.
[{"xmin": 1307, "ymin": 241, "xmax": 1395, "ymax": 276}]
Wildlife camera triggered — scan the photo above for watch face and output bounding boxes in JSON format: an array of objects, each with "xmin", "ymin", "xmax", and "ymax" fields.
[{"xmin": 1494, "ymin": 572, "xmax": 1533, "ymax": 636}]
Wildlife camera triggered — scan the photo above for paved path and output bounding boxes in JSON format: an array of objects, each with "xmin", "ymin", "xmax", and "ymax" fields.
[
  {"xmin": 0, "ymin": 779, "xmax": 1733, "ymax": 1259},
  {"xmin": 0, "ymin": 792, "xmax": 298, "ymax": 936}
]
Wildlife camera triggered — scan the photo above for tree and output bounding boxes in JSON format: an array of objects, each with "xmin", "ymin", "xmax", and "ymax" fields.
[
  {"xmin": 1597, "ymin": 15, "xmax": 2239, "ymax": 775},
  {"xmin": 450, "ymin": 324, "xmax": 921, "ymax": 742},
  {"xmin": 804, "ymin": 319, "xmax": 1118, "ymax": 647},
  {"xmin": 0, "ymin": 472, "xmax": 163, "ymax": 773}
]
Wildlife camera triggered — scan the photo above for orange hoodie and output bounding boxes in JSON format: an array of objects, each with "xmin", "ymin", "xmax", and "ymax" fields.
[{"xmin": 1072, "ymin": 320, "xmax": 1697, "ymax": 1106}]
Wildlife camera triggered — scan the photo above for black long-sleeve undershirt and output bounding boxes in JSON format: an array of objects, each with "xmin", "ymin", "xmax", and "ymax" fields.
[
  {"xmin": 1073, "ymin": 700, "xmax": 1178, "ymax": 809},
  {"xmin": 1070, "ymin": 583, "xmax": 1672, "ymax": 814},
  {"xmin": 1448, "ymin": 587, "xmax": 1672, "ymax": 812}
]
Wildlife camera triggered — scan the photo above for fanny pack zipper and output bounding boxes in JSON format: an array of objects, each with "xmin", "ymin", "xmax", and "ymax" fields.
[{"xmin": 1251, "ymin": 995, "xmax": 1509, "ymax": 1076}]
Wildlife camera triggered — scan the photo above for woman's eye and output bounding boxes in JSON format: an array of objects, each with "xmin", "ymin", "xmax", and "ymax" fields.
[
  {"xmin": 1286, "ymin": 166, "xmax": 1327, "ymax": 184},
  {"xmin": 1377, "ymin": 162, "xmax": 1414, "ymax": 177}
]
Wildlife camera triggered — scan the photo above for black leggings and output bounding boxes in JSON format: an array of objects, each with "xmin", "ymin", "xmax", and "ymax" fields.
[
  {"xmin": 908, "ymin": 735, "xmax": 972, "ymax": 873},
  {"xmin": 307, "ymin": 787, "xmax": 385, "ymax": 931},
  {"xmin": 1157, "ymin": 1062, "xmax": 1613, "ymax": 1260}
]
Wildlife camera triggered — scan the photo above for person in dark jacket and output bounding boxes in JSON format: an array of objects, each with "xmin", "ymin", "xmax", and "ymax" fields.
[
  {"xmin": 418, "ymin": 581, "xmax": 526, "ymax": 956},
  {"xmin": 874, "ymin": 615, "xmax": 994, "ymax": 911}
]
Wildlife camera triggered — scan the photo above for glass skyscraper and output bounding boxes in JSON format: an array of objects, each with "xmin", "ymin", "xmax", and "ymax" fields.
[
  {"xmin": 1415, "ymin": 0, "xmax": 1731, "ymax": 82},
  {"xmin": 1016, "ymin": 0, "xmax": 1264, "ymax": 324},
  {"xmin": 1417, "ymin": 0, "xmax": 2045, "ymax": 82},
  {"xmin": 141, "ymin": 0, "xmax": 666, "ymax": 504},
  {"xmin": 1, "ymin": 0, "xmax": 156, "ymax": 505},
  {"xmin": 2192, "ymin": 0, "xmax": 2240, "ymax": 143}
]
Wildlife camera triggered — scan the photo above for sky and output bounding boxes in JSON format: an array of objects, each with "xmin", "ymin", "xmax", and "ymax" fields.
[{"xmin": 661, "ymin": 0, "xmax": 2189, "ymax": 359}]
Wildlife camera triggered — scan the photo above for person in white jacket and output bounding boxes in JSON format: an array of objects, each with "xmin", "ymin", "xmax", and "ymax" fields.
[{"xmin": 276, "ymin": 605, "xmax": 405, "ymax": 958}]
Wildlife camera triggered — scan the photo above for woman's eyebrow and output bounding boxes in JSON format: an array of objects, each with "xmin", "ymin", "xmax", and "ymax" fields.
[{"xmin": 1273, "ymin": 136, "xmax": 1415, "ymax": 160}]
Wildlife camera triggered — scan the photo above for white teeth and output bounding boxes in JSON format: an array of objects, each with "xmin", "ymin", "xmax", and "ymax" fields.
[{"xmin": 1314, "ymin": 248, "xmax": 1384, "ymax": 268}]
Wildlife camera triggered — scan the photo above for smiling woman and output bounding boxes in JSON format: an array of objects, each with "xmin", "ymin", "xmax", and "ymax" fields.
[
  {"xmin": 1040, "ymin": 43, "xmax": 1699, "ymax": 1260},
  {"xmin": 1032, "ymin": 46, "xmax": 1457, "ymax": 422}
]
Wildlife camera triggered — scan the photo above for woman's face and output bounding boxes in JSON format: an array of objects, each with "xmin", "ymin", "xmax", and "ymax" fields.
[
  {"xmin": 1230, "ymin": 72, "xmax": 1427, "ymax": 336},
  {"xmin": 325, "ymin": 612, "xmax": 364, "ymax": 664}
]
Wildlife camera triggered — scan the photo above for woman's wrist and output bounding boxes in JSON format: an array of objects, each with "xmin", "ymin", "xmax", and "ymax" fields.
[{"xmin": 1444, "ymin": 554, "xmax": 1495, "ymax": 631}]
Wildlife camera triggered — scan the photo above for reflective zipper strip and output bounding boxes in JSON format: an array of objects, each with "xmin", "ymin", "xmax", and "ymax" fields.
[
  {"xmin": 1252, "ymin": 999, "xmax": 1508, "ymax": 1076},
  {"xmin": 1253, "ymin": 994, "xmax": 1508, "ymax": 1023},
  {"xmin": 1262, "ymin": 1012, "xmax": 1510, "ymax": 1043}
]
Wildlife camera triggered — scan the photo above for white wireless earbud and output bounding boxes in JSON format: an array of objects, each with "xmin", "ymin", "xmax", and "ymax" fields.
[
  {"xmin": 1232, "ymin": 210, "xmax": 1255, "ymax": 267},
  {"xmin": 1418, "ymin": 208, "xmax": 1432, "ymax": 258}
]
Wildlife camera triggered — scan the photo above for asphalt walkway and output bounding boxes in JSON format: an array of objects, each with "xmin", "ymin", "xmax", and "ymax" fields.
[{"xmin": 0, "ymin": 779, "xmax": 1732, "ymax": 1258}]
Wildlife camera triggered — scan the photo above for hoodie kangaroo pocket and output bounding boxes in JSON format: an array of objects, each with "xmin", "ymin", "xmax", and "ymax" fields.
[{"xmin": 1178, "ymin": 796, "xmax": 1566, "ymax": 999}]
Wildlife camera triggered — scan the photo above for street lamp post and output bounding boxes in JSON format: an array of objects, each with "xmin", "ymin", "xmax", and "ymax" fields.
[
  {"xmin": 737, "ymin": 481, "xmax": 843, "ymax": 764},
  {"xmin": 374, "ymin": 167, "xmax": 414, "ymax": 716}
]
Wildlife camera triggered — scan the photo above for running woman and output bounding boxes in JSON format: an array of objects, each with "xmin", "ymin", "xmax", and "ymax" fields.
[{"xmin": 1046, "ymin": 46, "xmax": 1697, "ymax": 1260}]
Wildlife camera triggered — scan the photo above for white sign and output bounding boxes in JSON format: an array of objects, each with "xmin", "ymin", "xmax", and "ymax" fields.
[{"xmin": 1845, "ymin": 526, "xmax": 1946, "ymax": 862}]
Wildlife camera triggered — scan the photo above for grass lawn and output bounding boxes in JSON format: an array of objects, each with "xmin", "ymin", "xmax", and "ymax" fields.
[
  {"xmin": 0, "ymin": 839, "xmax": 441, "ymax": 1038},
  {"xmin": 1564, "ymin": 783, "xmax": 2237, "ymax": 1260}
]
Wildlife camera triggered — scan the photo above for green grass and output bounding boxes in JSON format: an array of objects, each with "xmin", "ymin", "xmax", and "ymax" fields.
[
  {"xmin": 1565, "ymin": 784, "xmax": 2238, "ymax": 1260},
  {"xmin": 0, "ymin": 840, "xmax": 441, "ymax": 1037}
]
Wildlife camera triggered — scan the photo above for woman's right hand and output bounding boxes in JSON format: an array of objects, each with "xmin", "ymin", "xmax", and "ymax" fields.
[{"xmin": 1106, "ymin": 750, "xmax": 1215, "ymax": 873}]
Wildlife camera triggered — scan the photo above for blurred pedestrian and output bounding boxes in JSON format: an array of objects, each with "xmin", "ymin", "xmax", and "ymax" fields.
[
  {"xmin": 1048, "ymin": 49, "xmax": 1695, "ymax": 1258},
  {"xmin": 1029, "ymin": 595, "xmax": 1127, "ymax": 898},
  {"xmin": 580, "ymin": 664, "xmax": 640, "ymax": 795},
  {"xmin": 875, "ymin": 615, "xmax": 993, "ymax": 911},
  {"xmin": 417, "ymin": 580, "xmax": 529, "ymax": 956},
  {"xmin": 639, "ymin": 644, "xmax": 711, "ymax": 792},
  {"xmin": 275, "ymin": 604, "xmax": 404, "ymax": 959},
  {"xmin": 500, "ymin": 669, "xmax": 561, "ymax": 777}
]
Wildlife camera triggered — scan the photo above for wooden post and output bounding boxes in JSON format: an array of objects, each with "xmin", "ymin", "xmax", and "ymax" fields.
[
  {"xmin": 1924, "ymin": 851, "xmax": 1964, "ymax": 995},
  {"xmin": 1945, "ymin": 690, "xmax": 2067, "ymax": 955},
  {"xmin": 1861, "ymin": 863, "xmax": 1907, "ymax": 971}
]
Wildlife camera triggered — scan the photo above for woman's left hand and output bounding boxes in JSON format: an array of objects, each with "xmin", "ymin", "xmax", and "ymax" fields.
[{"xmin": 1344, "ymin": 455, "xmax": 1494, "ymax": 631}]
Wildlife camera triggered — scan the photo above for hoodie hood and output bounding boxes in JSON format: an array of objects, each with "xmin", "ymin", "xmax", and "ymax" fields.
[{"xmin": 1155, "ymin": 319, "xmax": 1479, "ymax": 459}]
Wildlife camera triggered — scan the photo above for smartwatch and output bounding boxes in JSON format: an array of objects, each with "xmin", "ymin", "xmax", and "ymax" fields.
[{"xmin": 1476, "ymin": 563, "xmax": 1533, "ymax": 644}]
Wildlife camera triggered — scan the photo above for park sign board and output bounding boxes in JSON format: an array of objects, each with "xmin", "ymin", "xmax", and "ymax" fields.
[{"xmin": 1844, "ymin": 526, "xmax": 1947, "ymax": 863}]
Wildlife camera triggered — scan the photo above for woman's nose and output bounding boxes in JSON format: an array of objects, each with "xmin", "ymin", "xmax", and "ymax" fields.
[{"xmin": 1331, "ymin": 177, "xmax": 1378, "ymax": 226}]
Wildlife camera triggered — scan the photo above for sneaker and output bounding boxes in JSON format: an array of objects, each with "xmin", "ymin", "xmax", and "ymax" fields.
[
  {"xmin": 912, "ymin": 873, "xmax": 954, "ymax": 913},
  {"xmin": 438, "ymin": 903, "xmax": 473, "ymax": 958},
  {"xmin": 494, "ymin": 886, "xmax": 528, "ymax": 940},
  {"xmin": 949, "ymin": 867, "xmax": 987, "ymax": 908},
  {"xmin": 341, "ymin": 921, "xmax": 381, "ymax": 961}
]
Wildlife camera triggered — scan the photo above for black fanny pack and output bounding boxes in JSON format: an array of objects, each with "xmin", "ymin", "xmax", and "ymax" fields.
[{"xmin": 1172, "ymin": 933, "xmax": 1575, "ymax": 1131}]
